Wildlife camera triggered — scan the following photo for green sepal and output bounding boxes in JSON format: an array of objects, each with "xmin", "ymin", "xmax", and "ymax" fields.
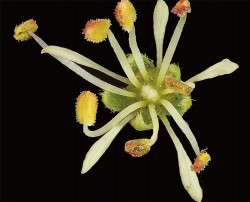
[
  {"xmin": 127, "ymin": 53, "xmax": 155, "ymax": 74},
  {"xmin": 166, "ymin": 63, "xmax": 181, "ymax": 80},
  {"xmin": 101, "ymin": 91, "xmax": 133, "ymax": 112}
]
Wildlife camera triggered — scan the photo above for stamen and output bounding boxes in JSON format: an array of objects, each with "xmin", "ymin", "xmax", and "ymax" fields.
[
  {"xmin": 108, "ymin": 30, "xmax": 142, "ymax": 89},
  {"xmin": 156, "ymin": 16, "xmax": 187, "ymax": 87},
  {"xmin": 83, "ymin": 19, "xmax": 111, "ymax": 43},
  {"xmin": 148, "ymin": 104, "xmax": 159, "ymax": 146},
  {"xmin": 159, "ymin": 99, "xmax": 200, "ymax": 155},
  {"xmin": 171, "ymin": 0, "xmax": 191, "ymax": 18},
  {"xmin": 14, "ymin": 19, "xmax": 38, "ymax": 41},
  {"xmin": 83, "ymin": 101, "xmax": 147, "ymax": 137},
  {"xmin": 114, "ymin": 0, "xmax": 136, "ymax": 32},
  {"xmin": 125, "ymin": 138, "xmax": 151, "ymax": 157},
  {"xmin": 153, "ymin": 0, "xmax": 169, "ymax": 67},
  {"xmin": 129, "ymin": 27, "xmax": 150, "ymax": 83},
  {"xmin": 82, "ymin": 114, "xmax": 133, "ymax": 174},
  {"xmin": 164, "ymin": 75, "xmax": 193, "ymax": 95},
  {"xmin": 191, "ymin": 150, "xmax": 211, "ymax": 173},
  {"xmin": 76, "ymin": 91, "xmax": 98, "ymax": 126}
]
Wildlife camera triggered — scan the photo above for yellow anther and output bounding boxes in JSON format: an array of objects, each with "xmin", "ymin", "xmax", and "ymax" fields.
[
  {"xmin": 14, "ymin": 19, "xmax": 38, "ymax": 41},
  {"xmin": 75, "ymin": 91, "xmax": 98, "ymax": 126},
  {"xmin": 191, "ymin": 151, "xmax": 211, "ymax": 173},
  {"xmin": 125, "ymin": 138, "xmax": 150, "ymax": 157},
  {"xmin": 82, "ymin": 19, "xmax": 111, "ymax": 43},
  {"xmin": 114, "ymin": 0, "xmax": 136, "ymax": 32},
  {"xmin": 164, "ymin": 75, "xmax": 193, "ymax": 95}
]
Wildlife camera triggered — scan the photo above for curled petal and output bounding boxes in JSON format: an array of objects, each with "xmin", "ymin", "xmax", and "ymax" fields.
[
  {"xmin": 114, "ymin": 0, "xmax": 136, "ymax": 32},
  {"xmin": 187, "ymin": 59, "xmax": 239, "ymax": 83},
  {"xmin": 83, "ymin": 19, "xmax": 111, "ymax": 43},
  {"xmin": 76, "ymin": 91, "xmax": 98, "ymax": 126},
  {"xmin": 14, "ymin": 19, "xmax": 38, "ymax": 41}
]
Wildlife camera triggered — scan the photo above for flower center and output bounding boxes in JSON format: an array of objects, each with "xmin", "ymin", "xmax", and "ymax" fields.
[{"xmin": 140, "ymin": 85, "xmax": 159, "ymax": 103}]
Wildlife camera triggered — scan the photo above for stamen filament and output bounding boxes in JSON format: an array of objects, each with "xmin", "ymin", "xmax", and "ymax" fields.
[
  {"xmin": 42, "ymin": 46, "xmax": 130, "ymax": 84},
  {"xmin": 160, "ymin": 88, "xmax": 174, "ymax": 95},
  {"xmin": 108, "ymin": 30, "xmax": 142, "ymax": 89},
  {"xmin": 160, "ymin": 115, "xmax": 203, "ymax": 202},
  {"xmin": 148, "ymin": 104, "xmax": 159, "ymax": 146},
  {"xmin": 83, "ymin": 101, "xmax": 147, "ymax": 137},
  {"xmin": 156, "ymin": 16, "xmax": 187, "ymax": 87},
  {"xmin": 159, "ymin": 99, "xmax": 200, "ymax": 155},
  {"xmin": 129, "ymin": 27, "xmax": 150, "ymax": 83},
  {"xmin": 81, "ymin": 113, "xmax": 134, "ymax": 174}
]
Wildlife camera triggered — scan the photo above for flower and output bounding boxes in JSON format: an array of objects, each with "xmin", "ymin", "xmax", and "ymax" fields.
[{"xmin": 14, "ymin": 0, "xmax": 239, "ymax": 201}]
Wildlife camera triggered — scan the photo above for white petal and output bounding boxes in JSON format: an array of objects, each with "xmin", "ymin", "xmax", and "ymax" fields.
[
  {"xmin": 41, "ymin": 45, "xmax": 129, "ymax": 84},
  {"xmin": 159, "ymin": 99, "xmax": 200, "ymax": 156},
  {"xmin": 160, "ymin": 116, "xmax": 202, "ymax": 202},
  {"xmin": 81, "ymin": 115, "xmax": 132, "ymax": 174},
  {"xmin": 153, "ymin": 0, "xmax": 169, "ymax": 67},
  {"xmin": 187, "ymin": 59, "xmax": 239, "ymax": 83}
]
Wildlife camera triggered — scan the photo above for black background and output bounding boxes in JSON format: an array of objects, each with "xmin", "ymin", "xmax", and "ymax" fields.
[{"xmin": 1, "ymin": 0, "xmax": 249, "ymax": 201}]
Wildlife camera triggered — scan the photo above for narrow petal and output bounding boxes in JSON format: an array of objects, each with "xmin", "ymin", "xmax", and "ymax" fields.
[
  {"xmin": 41, "ymin": 45, "xmax": 129, "ymax": 84},
  {"xmin": 159, "ymin": 99, "xmax": 200, "ymax": 155},
  {"xmin": 32, "ymin": 33, "xmax": 136, "ymax": 97},
  {"xmin": 108, "ymin": 30, "xmax": 142, "ymax": 89},
  {"xmin": 156, "ymin": 16, "xmax": 187, "ymax": 87},
  {"xmin": 81, "ymin": 115, "xmax": 132, "ymax": 174},
  {"xmin": 153, "ymin": 0, "xmax": 169, "ymax": 67},
  {"xmin": 160, "ymin": 115, "xmax": 202, "ymax": 202},
  {"xmin": 129, "ymin": 27, "xmax": 150, "ymax": 82},
  {"xmin": 187, "ymin": 59, "xmax": 239, "ymax": 83},
  {"xmin": 83, "ymin": 101, "xmax": 147, "ymax": 137}
]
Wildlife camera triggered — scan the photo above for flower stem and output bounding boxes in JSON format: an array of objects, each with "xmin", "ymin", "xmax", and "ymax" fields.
[
  {"xmin": 83, "ymin": 101, "xmax": 147, "ymax": 137},
  {"xmin": 156, "ymin": 16, "xmax": 187, "ymax": 87},
  {"xmin": 129, "ymin": 27, "xmax": 150, "ymax": 83},
  {"xmin": 42, "ymin": 45, "xmax": 130, "ymax": 84},
  {"xmin": 159, "ymin": 99, "xmax": 200, "ymax": 155},
  {"xmin": 148, "ymin": 104, "xmax": 159, "ymax": 146},
  {"xmin": 108, "ymin": 30, "xmax": 142, "ymax": 89}
]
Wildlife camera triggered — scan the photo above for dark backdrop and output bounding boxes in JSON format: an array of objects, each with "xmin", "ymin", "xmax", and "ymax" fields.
[{"xmin": 1, "ymin": 0, "xmax": 249, "ymax": 201}]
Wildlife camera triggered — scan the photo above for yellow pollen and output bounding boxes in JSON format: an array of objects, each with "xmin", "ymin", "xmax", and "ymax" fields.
[
  {"xmin": 191, "ymin": 151, "xmax": 211, "ymax": 173},
  {"xmin": 14, "ymin": 19, "xmax": 38, "ymax": 41},
  {"xmin": 114, "ymin": 0, "xmax": 136, "ymax": 32},
  {"xmin": 82, "ymin": 19, "xmax": 111, "ymax": 43},
  {"xmin": 75, "ymin": 91, "xmax": 98, "ymax": 126},
  {"xmin": 125, "ymin": 139, "xmax": 150, "ymax": 157}
]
